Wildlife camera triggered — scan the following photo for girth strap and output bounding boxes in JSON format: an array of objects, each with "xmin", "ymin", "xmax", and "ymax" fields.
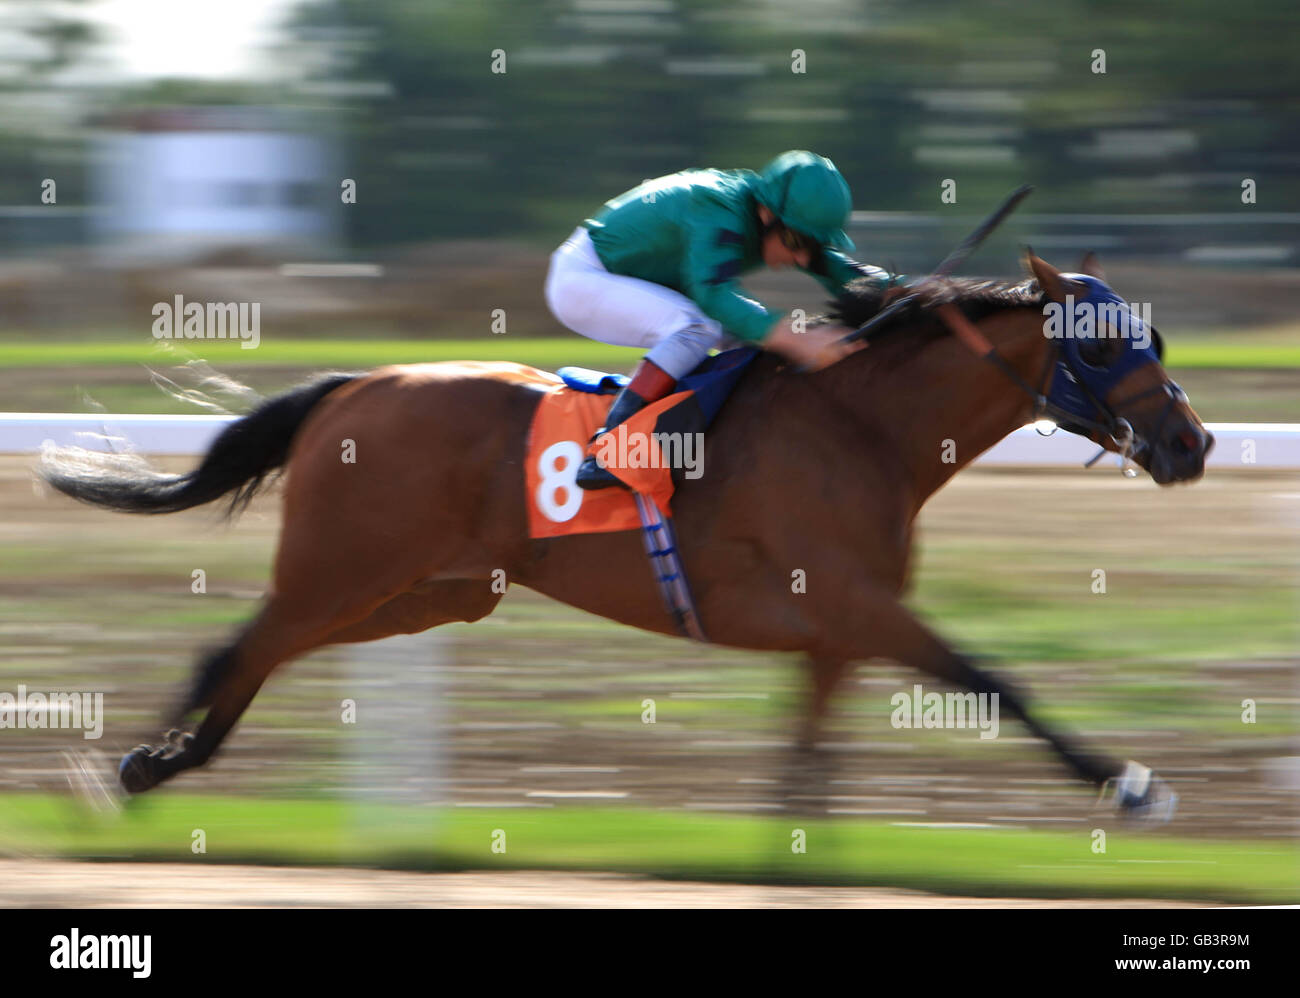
[{"xmin": 633, "ymin": 492, "xmax": 707, "ymax": 642}]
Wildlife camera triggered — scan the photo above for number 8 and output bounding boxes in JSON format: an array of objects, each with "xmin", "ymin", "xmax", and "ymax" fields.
[{"xmin": 536, "ymin": 440, "xmax": 584, "ymax": 522}]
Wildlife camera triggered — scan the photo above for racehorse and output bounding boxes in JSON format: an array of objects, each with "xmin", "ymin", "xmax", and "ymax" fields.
[{"xmin": 42, "ymin": 252, "xmax": 1213, "ymax": 817}]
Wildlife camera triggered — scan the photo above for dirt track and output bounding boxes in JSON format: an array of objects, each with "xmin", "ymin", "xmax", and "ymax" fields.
[
  {"xmin": 2, "ymin": 461, "xmax": 1295, "ymax": 905},
  {"xmin": 4, "ymin": 458, "xmax": 1298, "ymax": 836},
  {"xmin": 0, "ymin": 860, "xmax": 1201, "ymax": 908}
]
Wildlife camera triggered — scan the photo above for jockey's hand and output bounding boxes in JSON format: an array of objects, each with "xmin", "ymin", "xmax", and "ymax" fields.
[{"xmin": 764, "ymin": 319, "xmax": 864, "ymax": 372}]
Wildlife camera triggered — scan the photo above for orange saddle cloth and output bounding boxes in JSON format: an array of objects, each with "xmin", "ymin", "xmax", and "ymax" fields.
[{"xmin": 524, "ymin": 386, "xmax": 689, "ymax": 539}]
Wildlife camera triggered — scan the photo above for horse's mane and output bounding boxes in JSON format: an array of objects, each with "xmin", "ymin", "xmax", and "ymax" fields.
[{"xmin": 822, "ymin": 275, "xmax": 1047, "ymax": 341}]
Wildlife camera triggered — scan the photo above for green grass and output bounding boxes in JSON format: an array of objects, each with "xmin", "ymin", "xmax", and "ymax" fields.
[
  {"xmin": 1170, "ymin": 344, "xmax": 1300, "ymax": 369},
  {"xmin": 0, "ymin": 337, "xmax": 644, "ymax": 372},
  {"xmin": 0, "ymin": 794, "xmax": 1293, "ymax": 902},
  {"xmin": 0, "ymin": 336, "xmax": 1297, "ymax": 371}
]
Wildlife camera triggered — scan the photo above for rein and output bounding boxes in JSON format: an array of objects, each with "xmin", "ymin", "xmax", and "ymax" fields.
[{"xmin": 831, "ymin": 185, "xmax": 1180, "ymax": 476}]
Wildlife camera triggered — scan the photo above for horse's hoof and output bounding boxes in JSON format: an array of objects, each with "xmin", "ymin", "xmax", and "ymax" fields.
[
  {"xmin": 118, "ymin": 746, "xmax": 159, "ymax": 794},
  {"xmin": 1112, "ymin": 760, "xmax": 1178, "ymax": 824}
]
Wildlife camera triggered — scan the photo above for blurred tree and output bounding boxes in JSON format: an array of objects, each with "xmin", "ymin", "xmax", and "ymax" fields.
[
  {"xmin": 0, "ymin": 0, "xmax": 102, "ymax": 216},
  {"xmin": 276, "ymin": 0, "xmax": 1299, "ymax": 244}
]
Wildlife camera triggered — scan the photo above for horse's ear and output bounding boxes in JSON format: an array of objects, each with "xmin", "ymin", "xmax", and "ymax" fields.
[
  {"xmin": 1078, "ymin": 251, "xmax": 1106, "ymax": 281},
  {"xmin": 1024, "ymin": 248, "xmax": 1075, "ymax": 303}
]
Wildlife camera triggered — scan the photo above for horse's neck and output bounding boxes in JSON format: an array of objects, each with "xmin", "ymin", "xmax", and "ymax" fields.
[{"xmin": 861, "ymin": 309, "xmax": 1048, "ymax": 512}]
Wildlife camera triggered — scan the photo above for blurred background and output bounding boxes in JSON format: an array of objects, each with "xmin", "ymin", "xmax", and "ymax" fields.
[{"xmin": 0, "ymin": 0, "xmax": 1297, "ymax": 903}]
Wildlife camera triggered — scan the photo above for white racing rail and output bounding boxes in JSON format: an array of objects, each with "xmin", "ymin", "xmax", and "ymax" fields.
[
  {"xmin": 981, "ymin": 421, "xmax": 1300, "ymax": 469},
  {"xmin": 0, "ymin": 412, "xmax": 1298, "ymax": 468}
]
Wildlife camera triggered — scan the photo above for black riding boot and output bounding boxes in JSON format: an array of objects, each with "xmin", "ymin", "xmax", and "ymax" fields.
[{"xmin": 575, "ymin": 386, "xmax": 649, "ymax": 491}]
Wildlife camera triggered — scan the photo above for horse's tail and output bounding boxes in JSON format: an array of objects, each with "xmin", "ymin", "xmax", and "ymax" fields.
[{"xmin": 41, "ymin": 372, "xmax": 360, "ymax": 515}]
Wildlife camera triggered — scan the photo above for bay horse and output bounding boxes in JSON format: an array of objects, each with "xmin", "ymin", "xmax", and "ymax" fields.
[{"xmin": 42, "ymin": 252, "xmax": 1212, "ymax": 817}]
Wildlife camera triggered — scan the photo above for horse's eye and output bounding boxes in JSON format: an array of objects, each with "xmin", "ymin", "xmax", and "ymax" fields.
[{"xmin": 1078, "ymin": 335, "xmax": 1120, "ymax": 369}]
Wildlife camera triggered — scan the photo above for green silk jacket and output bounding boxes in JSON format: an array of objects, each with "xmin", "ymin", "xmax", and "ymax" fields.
[{"xmin": 582, "ymin": 168, "xmax": 892, "ymax": 343}]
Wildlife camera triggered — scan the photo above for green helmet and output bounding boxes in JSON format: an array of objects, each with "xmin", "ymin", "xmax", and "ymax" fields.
[{"xmin": 754, "ymin": 150, "xmax": 856, "ymax": 252}]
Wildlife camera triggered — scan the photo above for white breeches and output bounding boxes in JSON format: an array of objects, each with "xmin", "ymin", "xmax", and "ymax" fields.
[{"xmin": 544, "ymin": 226, "xmax": 738, "ymax": 379}]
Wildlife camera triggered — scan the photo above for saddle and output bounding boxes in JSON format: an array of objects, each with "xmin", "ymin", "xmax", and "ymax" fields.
[
  {"xmin": 558, "ymin": 345, "xmax": 758, "ymax": 465},
  {"xmin": 525, "ymin": 347, "xmax": 759, "ymax": 642}
]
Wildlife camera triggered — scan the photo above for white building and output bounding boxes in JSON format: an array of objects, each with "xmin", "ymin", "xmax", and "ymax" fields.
[{"xmin": 91, "ymin": 106, "xmax": 337, "ymax": 262}]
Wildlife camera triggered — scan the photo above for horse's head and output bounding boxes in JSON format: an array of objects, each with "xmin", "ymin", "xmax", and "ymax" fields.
[{"xmin": 1026, "ymin": 251, "xmax": 1213, "ymax": 484}]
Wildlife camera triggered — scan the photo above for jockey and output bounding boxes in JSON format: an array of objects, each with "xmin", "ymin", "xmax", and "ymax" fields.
[{"xmin": 545, "ymin": 149, "xmax": 898, "ymax": 490}]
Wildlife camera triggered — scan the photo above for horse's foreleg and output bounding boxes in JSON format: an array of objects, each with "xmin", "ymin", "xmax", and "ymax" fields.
[
  {"xmin": 813, "ymin": 593, "xmax": 1122, "ymax": 790},
  {"xmin": 780, "ymin": 655, "xmax": 852, "ymax": 813},
  {"xmin": 798, "ymin": 655, "xmax": 850, "ymax": 751}
]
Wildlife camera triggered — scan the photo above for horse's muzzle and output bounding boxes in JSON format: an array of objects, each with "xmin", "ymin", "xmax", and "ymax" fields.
[{"xmin": 1149, "ymin": 420, "xmax": 1214, "ymax": 484}]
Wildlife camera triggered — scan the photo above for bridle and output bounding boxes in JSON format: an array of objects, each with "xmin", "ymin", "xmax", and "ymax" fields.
[
  {"xmin": 825, "ymin": 184, "xmax": 1186, "ymax": 476},
  {"xmin": 934, "ymin": 280, "xmax": 1187, "ymax": 476}
]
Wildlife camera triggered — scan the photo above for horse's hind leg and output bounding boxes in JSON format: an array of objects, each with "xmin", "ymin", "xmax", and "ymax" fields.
[
  {"xmin": 324, "ymin": 580, "xmax": 501, "ymax": 645},
  {"xmin": 119, "ymin": 598, "xmax": 336, "ymax": 792},
  {"xmin": 120, "ymin": 579, "xmax": 502, "ymax": 792}
]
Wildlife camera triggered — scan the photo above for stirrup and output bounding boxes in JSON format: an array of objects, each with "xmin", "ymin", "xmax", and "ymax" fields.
[
  {"xmin": 575, "ymin": 454, "xmax": 629, "ymax": 491},
  {"xmin": 576, "ymin": 382, "xmax": 653, "ymax": 491}
]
